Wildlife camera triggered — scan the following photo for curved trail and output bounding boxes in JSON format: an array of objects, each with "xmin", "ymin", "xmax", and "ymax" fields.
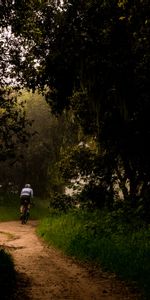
[{"xmin": 0, "ymin": 221, "xmax": 139, "ymax": 300}]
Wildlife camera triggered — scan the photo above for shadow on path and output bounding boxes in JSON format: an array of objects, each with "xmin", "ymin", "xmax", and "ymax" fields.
[
  {"xmin": 0, "ymin": 270, "xmax": 30, "ymax": 300},
  {"xmin": 12, "ymin": 271, "xmax": 31, "ymax": 300}
]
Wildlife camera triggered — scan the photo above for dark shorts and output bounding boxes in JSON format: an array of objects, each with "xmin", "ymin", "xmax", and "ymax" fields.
[{"xmin": 20, "ymin": 196, "xmax": 31, "ymax": 205}]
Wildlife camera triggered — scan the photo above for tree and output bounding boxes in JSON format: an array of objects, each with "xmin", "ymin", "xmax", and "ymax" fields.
[
  {"xmin": 0, "ymin": 88, "xmax": 31, "ymax": 161},
  {"xmin": 0, "ymin": 90, "xmax": 80, "ymax": 197},
  {"xmin": 1, "ymin": 1, "xmax": 150, "ymax": 216}
]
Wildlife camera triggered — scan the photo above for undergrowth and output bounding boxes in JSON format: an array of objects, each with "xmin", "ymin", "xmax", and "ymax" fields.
[
  {"xmin": 37, "ymin": 209, "xmax": 150, "ymax": 299},
  {"xmin": 0, "ymin": 193, "xmax": 49, "ymax": 221}
]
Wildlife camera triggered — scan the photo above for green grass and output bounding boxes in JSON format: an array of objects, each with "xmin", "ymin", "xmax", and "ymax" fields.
[
  {"xmin": 0, "ymin": 193, "xmax": 49, "ymax": 222},
  {"xmin": 0, "ymin": 193, "xmax": 20, "ymax": 221},
  {"xmin": 31, "ymin": 198, "xmax": 50, "ymax": 220},
  {"xmin": 0, "ymin": 206, "xmax": 19, "ymax": 221},
  {"xmin": 37, "ymin": 209, "xmax": 150, "ymax": 299},
  {"xmin": 1, "ymin": 193, "xmax": 149, "ymax": 299}
]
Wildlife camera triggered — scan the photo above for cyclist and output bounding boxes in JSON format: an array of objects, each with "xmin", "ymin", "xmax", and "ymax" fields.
[{"xmin": 20, "ymin": 184, "xmax": 33, "ymax": 220}]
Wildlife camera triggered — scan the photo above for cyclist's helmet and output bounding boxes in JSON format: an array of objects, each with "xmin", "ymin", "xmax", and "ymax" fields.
[{"xmin": 25, "ymin": 184, "xmax": 31, "ymax": 188}]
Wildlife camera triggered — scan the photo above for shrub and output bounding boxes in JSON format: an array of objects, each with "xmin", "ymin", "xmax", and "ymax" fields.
[{"xmin": 49, "ymin": 192, "xmax": 75, "ymax": 212}]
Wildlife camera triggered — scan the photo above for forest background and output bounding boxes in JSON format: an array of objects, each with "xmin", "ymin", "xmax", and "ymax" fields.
[{"xmin": 0, "ymin": 1, "xmax": 150, "ymax": 299}]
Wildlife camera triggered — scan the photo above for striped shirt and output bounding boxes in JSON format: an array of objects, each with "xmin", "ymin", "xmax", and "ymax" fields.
[{"xmin": 20, "ymin": 187, "xmax": 33, "ymax": 198}]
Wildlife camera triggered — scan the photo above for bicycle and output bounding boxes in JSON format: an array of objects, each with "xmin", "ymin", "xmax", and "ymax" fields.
[{"xmin": 20, "ymin": 200, "xmax": 30, "ymax": 224}]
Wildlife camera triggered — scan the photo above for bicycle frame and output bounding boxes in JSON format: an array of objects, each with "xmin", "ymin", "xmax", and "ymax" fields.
[{"xmin": 21, "ymin": 201, "xmax": 29, "ymax": 224}]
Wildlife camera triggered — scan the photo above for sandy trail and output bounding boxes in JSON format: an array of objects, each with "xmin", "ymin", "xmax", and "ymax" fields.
[{"xmin": 0, "ymin": 220, "xmax": 139, "ymax": 300}]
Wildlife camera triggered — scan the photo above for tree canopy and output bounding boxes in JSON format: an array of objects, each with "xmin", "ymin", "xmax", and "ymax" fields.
[{"xmin": 1, "ymin": 0, "xmax": 150, "ymax": 218}]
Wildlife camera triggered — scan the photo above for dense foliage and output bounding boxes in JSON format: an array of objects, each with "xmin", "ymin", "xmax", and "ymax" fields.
[
  {"xmin": 0, "ymin": 88, "xmax": 31, "ymax": 161},
  {"xmin": 0, "ymin": 1, "xmax": 150, "ymax": 220}
]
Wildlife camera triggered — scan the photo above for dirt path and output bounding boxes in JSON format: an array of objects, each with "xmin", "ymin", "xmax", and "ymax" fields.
[{"xmin": 0, "ymin": 220, "xmax": 139, "ymax": 300}]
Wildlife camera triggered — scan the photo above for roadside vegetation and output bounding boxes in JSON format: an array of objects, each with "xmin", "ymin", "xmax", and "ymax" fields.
[
  {"xmin": 0, "ymin": 193, "xmax": 19, "ymax": 221},
  {"xmin": 0, "ymin": 192, "xmax": 150, "ymax": 299},
  {"xmin": 0, "ymin": 193, "xmax": 49, "ymax": 222},
  {"xmin": 37, "ymin": 208, "xmax": 150, "ymax": 300}
]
